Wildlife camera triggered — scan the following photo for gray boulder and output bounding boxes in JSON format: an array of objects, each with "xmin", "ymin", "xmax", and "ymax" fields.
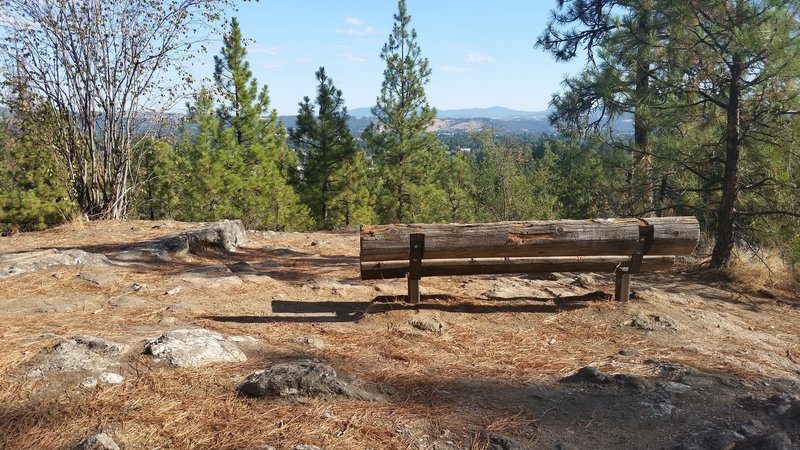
[
  {"xmin": 76, "ymin": 432, "xmax": 120, "ymax": 450},
  {"xmin": 160, "ymin": 220, "xmax": 246, "ymax": 255},
  {"xmin": 145, "ymin": 328, "xmax": 246, "ymax": 367},
  {"xmin": 34, "ymin": 336, "xmax": 129, "ymax": 374},
  {"xmin": 1, "ymin": 249, "xmax": 112, "ymax": 279},
  {"xmin": 236, "ymin": 360, "xmax": 382, "ymax": 401}
]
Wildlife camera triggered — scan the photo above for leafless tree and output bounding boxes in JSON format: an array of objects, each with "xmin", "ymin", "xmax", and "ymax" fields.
[{"xmin": 0, "ymin": 0, "xmax": 233, "ymax": 219}]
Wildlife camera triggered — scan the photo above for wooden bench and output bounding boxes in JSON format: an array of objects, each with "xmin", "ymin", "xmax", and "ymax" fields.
[{"xmin": 360, "ymin": 217, "xmax": 700, "ymax": 302}]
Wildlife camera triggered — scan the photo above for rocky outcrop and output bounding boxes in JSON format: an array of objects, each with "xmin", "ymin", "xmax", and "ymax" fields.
[
  {"xmin": 236, "ymin": 360, "xmax": 383, "ymax": 401},
  {"xmin": 145, "ymin": 328, "xmax": 246, "ymax": 367}
]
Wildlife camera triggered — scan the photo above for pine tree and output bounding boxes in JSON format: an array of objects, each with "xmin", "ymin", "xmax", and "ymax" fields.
[
  {"xmin": 289, "ymin": 67, "xmax": 372, "ymax": 229},
  {"xmin": 364, "ymin": 0, "xmax": 448, "ymax": 223},
  {"xmin": 210, "ymin": 18, "xmax": 309, "ymax": 230},
  {"xmin": 538, "ymin": 0, "xmax": 667, "ymax": 215},
  {"xmin": 130, "ymin": 138, "xmax": 180, "ymax": 220},
  {"xmin": 0, "ymin": 80, "xmax": 74, "ymax": 231},
  {"xmin": 174, "ymin": 88, "xmax": 231, "ymax": 222}
]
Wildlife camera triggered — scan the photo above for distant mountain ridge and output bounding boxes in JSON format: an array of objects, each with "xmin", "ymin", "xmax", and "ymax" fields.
[
  {"xmin": 347, "ymin": 106, "xmax": 550, "ymax": 120},
  {"xmin": 279, "ymin": 106, "xmax": 561, "ymax": 134}
]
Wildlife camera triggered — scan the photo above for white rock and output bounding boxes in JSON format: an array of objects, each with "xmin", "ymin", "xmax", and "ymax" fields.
[
  {"xmin": 99, "ymin": 372, "xmax": 124, "ymax": 384},
  {"xmin": 145, "ymin": 328, "xmax": 246, "ymax": 367},
  {"xmin": 80, "ymin": 377, "xmax": 98, "ymax": 389}
]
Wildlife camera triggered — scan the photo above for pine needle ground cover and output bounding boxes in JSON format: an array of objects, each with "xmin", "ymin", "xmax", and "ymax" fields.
[{"xmin": 0, "ymin": 221, "xmax": 798, "ymax": 449}]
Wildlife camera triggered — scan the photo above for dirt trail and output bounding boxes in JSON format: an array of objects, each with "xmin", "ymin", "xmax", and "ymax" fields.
[{"xmin": 0, "ymin": 220, "xmax": 797, "ymax": 450}]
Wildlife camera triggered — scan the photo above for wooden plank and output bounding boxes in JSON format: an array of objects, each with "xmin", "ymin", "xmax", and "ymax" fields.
[
  {"xmin": 361, "ymin": 255, "xmax": 675, "ymax": 280},
  {"xmin": 408, "ymin": 277, "xmax": 420, "ymax": 303},
  {"xmin": 361, "ymin": 219, "xmax": 642, "ymax": 262},
  {"xmin": 615, "ymin": 267, "xmax": 631, "ymax": 301},
  {"xmin": 360, "ymin": 217, "xmax": 699, "ymax": 262},
  {"xmin": 645, "ymin": 216, "xmax": 700, "ymax": 255}
]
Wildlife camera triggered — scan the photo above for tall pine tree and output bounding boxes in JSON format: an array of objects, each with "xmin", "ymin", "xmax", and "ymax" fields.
[
  {"xmin": 209, "ymin": 18, "xmax": 309, "ymax": 230},
  {"xmin": 289, "ymin": 67, "xmax": 372, "ymax": 229},
  {"xmin": 364, "ymin": 0, "xmax": 448, "ymax": 223}
]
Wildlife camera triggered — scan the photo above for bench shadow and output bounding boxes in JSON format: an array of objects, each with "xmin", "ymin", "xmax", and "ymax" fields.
[{"xmin": 202, "ymin": 292, "xmax": 600, "ymax": 324}]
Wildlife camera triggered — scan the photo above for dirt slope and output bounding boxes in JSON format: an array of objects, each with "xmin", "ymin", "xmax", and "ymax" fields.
[{"xmin": 0, "ymin": 220, "xmax": 797, "ymax": 450}]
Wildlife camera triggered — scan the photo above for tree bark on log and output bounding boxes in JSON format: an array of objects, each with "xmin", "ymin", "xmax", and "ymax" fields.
[{"xmin": 361, "ymin": 217, "xmax": 699, "ymax": 262}]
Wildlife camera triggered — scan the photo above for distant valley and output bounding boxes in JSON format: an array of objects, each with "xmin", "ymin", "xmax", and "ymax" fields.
[
  {"xmin": 279, "ymin": 106, "xmax": 556, "ymax": 135},
  {"xmin": 279, "ymin": 106, "xmax": 632, "ymax": 135}
]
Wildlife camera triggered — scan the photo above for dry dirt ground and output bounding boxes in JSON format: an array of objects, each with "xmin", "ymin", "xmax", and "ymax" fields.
[{"xmin": 0, "ymin": 220, "xmax": 798, "ymax": 450}]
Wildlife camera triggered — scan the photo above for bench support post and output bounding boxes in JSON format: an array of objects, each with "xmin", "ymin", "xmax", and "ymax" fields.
[
  {"xmin": 408, "ymin": 233, "xmax": 425, "ymax": 304},
  {"xmin": 615, "ymin": 266, "xmax": 631, "ymax": 301}
]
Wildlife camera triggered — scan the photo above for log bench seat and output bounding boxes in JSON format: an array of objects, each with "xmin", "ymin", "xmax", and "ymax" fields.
[{"xmin": 360, "ymin": 217, "xmax": 700, "ymax": 302}]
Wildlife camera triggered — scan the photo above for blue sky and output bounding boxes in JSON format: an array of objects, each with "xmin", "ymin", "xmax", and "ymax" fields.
[{"xmin": 199, "ymin": 1, "xmax": 586, "ymax": 116}]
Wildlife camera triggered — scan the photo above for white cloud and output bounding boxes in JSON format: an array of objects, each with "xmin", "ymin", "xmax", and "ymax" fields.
[
  {"xmin": 338, "ymin": 53, "xmax": 368, "ymax": 63},
  {"xmin": 465, "ymin": 52, "xmax": 494, "ymax": 64},
  {"xmin": 249, "ymin": 45, "xmax": 282, "ymax": 56},
  {"xmin": 344, "ymin": 17, "xmax": 364, "ymax": 25},
  {"xmin": 336, "ymin": 26, "xmax": 377, "ymax": 36},
  {"xmin": 440, "ymin": 64, "xmax": 466, "ymax": 73}
]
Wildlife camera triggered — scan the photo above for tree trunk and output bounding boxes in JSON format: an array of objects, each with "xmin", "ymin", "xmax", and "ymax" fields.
[
  {"xmin": 634, "ymin": 8, "xmax": 654, "ymax": 216},
  {"xmin": 710, "ymin": 59, "xmax": 742, "ymax": 268}
]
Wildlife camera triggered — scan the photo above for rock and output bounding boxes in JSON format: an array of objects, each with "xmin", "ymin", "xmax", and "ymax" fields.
[
  {"xmin": 79, "ymin": 272, "xmax": 122, "ymax": 286},
  {"xmin": 612, "ymin": 374, "xmax": 651, "ymax": 393},
  {"xmin": 1, "ymin": 249, "xmax": 113, "ymax": 279},
  {"xmin": 571, "ymin": 274, "xmax": 595, "ymax": 287},
  {"xmin": 158, "ymin": 317, "xmax": 177, "ymax": 325},
  {"xmin": 478, "ymin": 432, "xmax": 520, "ymax": 450},
  {"xmin": 109, "ymin": 296, "xmax": 145, "ymax": 308},
  {"xmin": 409, "ymin": 317, "xmax": 444, "ymax": 333},
  {"xmin": 623, "ymin": 313, "xmax": 679, "ymax": 332},
  {"xmin": 736, "ymin": 420, "xmax": 767, "ymax": 439},
  {"xmin": 99, "ymin": 372, "xmax": 124, "ymax": 384},
  {"xmin": 131, "ymin": 283, "xmax": 146, "ymax": 291},
  {"xmin": 523, "ymin": 272, "xmax": 559, "ymax": 281},
  {"xmin": 296, "ymin": 336, "xmax": 326, "ymax": 349},
  {"xmin": 747, "ymin": 432, "xmax": 794, "ymax": 450},
  {"xmin": 160, "ymin": 219, "xmax": 247, "ymax": 254},
  {"xmin": 562, "ymin": 366, "xmax": 607, "ymax": 383},
  {"xmin": 145, "ymin": 328, "xmax": 246, "ymax": 367},
  {"xmin": 36, "ymin": 336, "xmax": 129, "ymax": 374},
  {"xmin": 229, "ymin": 335, "xmax": 258, "ymax": 343},
  {"xmin": 677, "ymin": 429, "xmax": 745, "ymax": 450},
  {"xmin": 80, "ymin": 377, "xmax": 99, "ymax": 389},
  {"xmin": 227, "ymin": 262, "xmax": 262, "ymax": 274},
  {"xmin": 110, "ymin": 249, "xmax": 172, "ymax": 264},
  {"xmin": 267, "ymin": 248, "xmax": 311, "ymax": 257},
  {"xmin": 664, "ymin": 382, "xmax": 692, "ymax": 394},
  {"xmin": 236, "ymin": 359, "xmax": 382, "ymax": 401},
  {"xmin": 77, "ymin": 432, "xmax": 120, "ymax": 450},
  {"xmin": 165, "ymin": 287, "xmax": 181, "ymax": 296},
  {"xmin": 292, "ymin": 446, "xmax": 322, "ymax": 450}
]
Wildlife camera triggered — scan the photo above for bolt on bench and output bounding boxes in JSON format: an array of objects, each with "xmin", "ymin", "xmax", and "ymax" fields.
[{"xmin": 360, "ymin": 217, "xmax": 700, "ymax": 302}]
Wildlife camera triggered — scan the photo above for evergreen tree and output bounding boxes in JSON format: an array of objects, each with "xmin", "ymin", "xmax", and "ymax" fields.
[
  {"xmin": 289, "ymin": 67, "xmax": 372, "ymax": 229},
  {"xmin": 471, "ymin": 131, "xmax": 547, "ymax": 221},
  {"xmin": 174, "ymin": 88, "xmax": 231, "ymax": 222},
  {"xmin": 538, "ymin": 0, "xmax": 669, "ymax": 215},
  {"xmin": 130, "ymin": 138, "xmax": 180, "ymax": 220},
  {"xmin": 0, "ymin": 81, "xmax": 74, "ymax": 231},
  {"xmin": 364, "ymin": 0, "xmax": 448, "ymax": 223},
  {"xmin": 209, "ymin": 18, "xmax": 309, "ymax": 230},
  {"xmin": 686, "ymin": 1, "xmax": 800, "ymax": 268}
]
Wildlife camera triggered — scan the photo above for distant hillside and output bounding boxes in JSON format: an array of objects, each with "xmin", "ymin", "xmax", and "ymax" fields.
[
  {"xmin": 347, "ymin": 106, "xmax": 549, "ymax": 120},
  {"xmin": 281, "ymin": 106, "xmax": 560, "ymax": 135}
]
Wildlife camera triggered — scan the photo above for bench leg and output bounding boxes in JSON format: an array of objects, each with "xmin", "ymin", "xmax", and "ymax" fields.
[
  {"xmin": 408, "ymin": 277, "xmax": 420, "ymax": 304},
  {"xmin": 615, "ymin": 267, "xmax": 631, "ymax": 301}
]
